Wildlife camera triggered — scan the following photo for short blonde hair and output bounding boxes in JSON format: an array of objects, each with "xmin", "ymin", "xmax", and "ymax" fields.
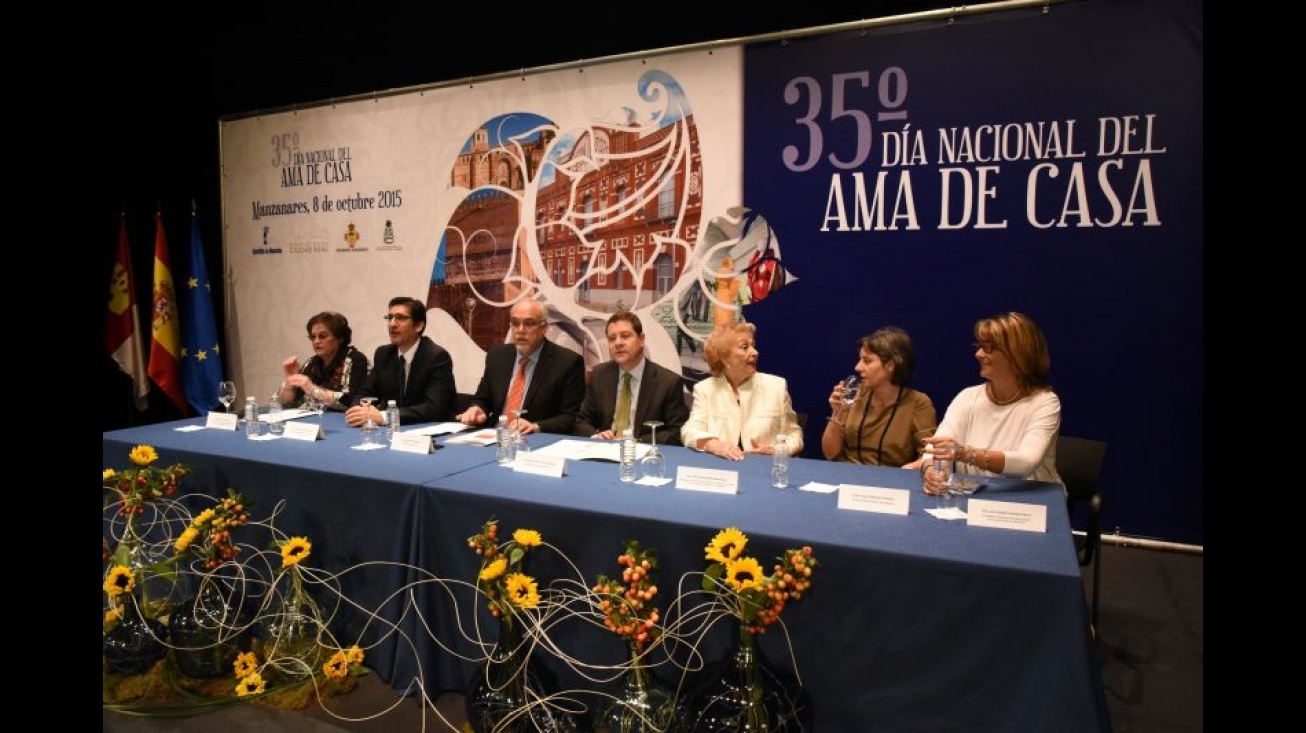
[{"xmin": 703, "ymin": 322, "xmax": 756, "ymax": 375}]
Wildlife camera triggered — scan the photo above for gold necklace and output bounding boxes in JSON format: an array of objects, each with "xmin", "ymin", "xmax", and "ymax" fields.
[{"xmin": 986, "ymin": 382, "xmax": 1024, "ymax": 406}]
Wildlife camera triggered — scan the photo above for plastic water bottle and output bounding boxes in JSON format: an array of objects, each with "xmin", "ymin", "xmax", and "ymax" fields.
[
  {"xmin": 771, "ymin": 435, "xmax": 790, "ymax": 489},
  {"xmin": 496, "ymin": 414, "xmax": 515, "ymax": 466},
  {"xmin": 619, "ymin": 428, "xmax": 637, "ymax": 482},
  {"xmin": 385, "ymin": 400, "xmax": 400, "ymax": 442},
  {"xmin": 266, "ymin": 394, "xmax": 285, "ymax": 435},
  {"xmin": 244, "ymin": 396, "xmax": 259, "ymax": 438}
]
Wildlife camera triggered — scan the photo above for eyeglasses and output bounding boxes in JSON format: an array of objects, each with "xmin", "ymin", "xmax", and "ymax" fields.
[
  {"xmin": 973, "ymin": 341, "xmax": 998, "ymax": 354},
  {"xmin": 308, "ymin": 332, "xmax": 333, "ymax": 341},
  {"xmin": 510, "ymin": 318, "xmax": 543, "ymax": 329},
  {"xmin": 382, "ymin": 313, "xmax": 412, "ymax": 322}
]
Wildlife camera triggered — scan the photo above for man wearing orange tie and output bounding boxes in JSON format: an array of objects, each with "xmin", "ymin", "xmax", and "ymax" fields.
[{"xmin": 455, "ymin": 297, "xmax": 585, "ymax": 435}]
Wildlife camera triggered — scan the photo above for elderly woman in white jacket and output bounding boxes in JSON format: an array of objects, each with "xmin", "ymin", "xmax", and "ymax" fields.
[{"xmin": 681, "ymin": 322, "xmax": 804, "ymax": 461}]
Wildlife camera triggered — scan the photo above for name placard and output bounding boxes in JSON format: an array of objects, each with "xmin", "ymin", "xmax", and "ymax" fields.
[
  {"xmin": 282, "ymin": 421, "xmax": 323, "ymax": 441},
  {"xmin": 675, "ymin": 466, "xmax": 739, "ymax": 495},
  {"xmin": 966, "ymin": 498, "xmax": 1047, "ymax": 533},
  {"xmin": 836, "ymin": 484, "xmax": 910, "ymax": 515},
  {"xmin": 390, "ymin": 433, "xmax": 432, "ymax": 454},
  {"xmin": 205, "ymin": 412, "xmax": 238, "ymax": 430},
  {"xmin": 512, "ymin": 452, "xmax": 566, "ymax": 478}
]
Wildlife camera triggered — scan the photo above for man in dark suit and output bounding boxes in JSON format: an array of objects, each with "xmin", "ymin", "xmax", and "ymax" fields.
[
  {"xmin": 575, "ymin": 311, "xmax": 689, "ymax": 445},
  {"xmin": 455, "ymin": 297, "xmax": 584, "ymax": 435},
  {"xmin": 345, "ymin": 296, "xmax": 456, "ymax": 427}
]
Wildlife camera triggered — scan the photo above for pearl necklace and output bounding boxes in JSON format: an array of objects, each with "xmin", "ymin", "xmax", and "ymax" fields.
[{"xmin": 986, "ymin": 382, "xmax": 1025, "ymax": 406}]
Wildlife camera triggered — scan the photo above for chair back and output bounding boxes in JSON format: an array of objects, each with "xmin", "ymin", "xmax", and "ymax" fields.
[{"xmin": 1056, "ymin": 435, "xmax": 1106, "ymax": 503}]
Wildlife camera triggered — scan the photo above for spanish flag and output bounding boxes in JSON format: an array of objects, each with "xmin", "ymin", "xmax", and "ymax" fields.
[{"xmin": 147, "ymin": 211, "xmax": 188, "ymax": 415}]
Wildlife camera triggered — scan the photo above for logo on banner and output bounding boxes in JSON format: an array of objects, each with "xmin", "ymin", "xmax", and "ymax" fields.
[
  {"xmin": 377, "ymin": 219, "xmax": 401, "ymax": 251},
  {"xmin": 252, "ymin": 225, "xmax": 283, "ymax": 255},
  {"xmin": 337, "ymin": 222, "xmax": 368, "ymax": 252}
]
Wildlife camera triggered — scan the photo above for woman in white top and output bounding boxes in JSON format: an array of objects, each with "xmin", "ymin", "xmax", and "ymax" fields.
[
  {"xmin": 908, "ymin": 311, "xmax": 1062, "ymax": 493},
  {"xmin": 681, "ymin": 322, "xmax": 804, "ymax": 461}
]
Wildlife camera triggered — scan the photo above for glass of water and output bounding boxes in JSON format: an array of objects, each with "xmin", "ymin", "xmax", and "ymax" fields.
[{"xmin": 840, "ymin": 375, "xmax": 860, "ymax": 405}]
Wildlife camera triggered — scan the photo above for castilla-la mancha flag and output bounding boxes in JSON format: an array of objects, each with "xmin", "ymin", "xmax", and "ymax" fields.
[
  {"xmin": 105, "ymin": 214, "xmax": 149, "ymax": 411},
  {"xmin": 147, "ymin": 212, "xmax": 189, "ymax": 415}
]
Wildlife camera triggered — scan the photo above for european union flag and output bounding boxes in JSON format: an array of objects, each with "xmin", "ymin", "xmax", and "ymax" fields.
[{"xmin": 181, "ymin": 211, "xmax": 223, "ymax": 415}]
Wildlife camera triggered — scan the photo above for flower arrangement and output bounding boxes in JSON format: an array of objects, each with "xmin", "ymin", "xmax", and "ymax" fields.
[
  {"xmin": 173, "ymin": 488, "xmax": 251, "ymax": 570},
  {"xmin": 103, "ymin": 444, "xmax": 192, "ymax": 516},
  {"xmin": 467, "ymin": 518, "xmax": 542, "ymax": 628},
  {"xmin": 702, "ymin": 527, "xmax": 818, "ymax": 634},
  {"xmin": 592, "ymin": 540, "xmax": 662, "ymax": 652}
]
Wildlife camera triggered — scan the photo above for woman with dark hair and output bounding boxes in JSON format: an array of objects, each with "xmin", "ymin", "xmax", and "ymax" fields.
[
  {"xmin": 909, "ymin": 311, "xmax": 1062, "ymax": 492},
  {"xmin": 277, "ymin": 311, "xmax": 370, "ymax": 411},
  {"xmin": 821, "ymin": 326, "xmax": 936, "ymax": 467}
]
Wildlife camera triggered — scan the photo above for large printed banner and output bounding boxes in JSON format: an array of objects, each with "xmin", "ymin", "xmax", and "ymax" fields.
[
  {"xmin": 741, "ymin": 0, "xmax": 1202, "ymax": 544},
  {"xmin": 221, "ymin": 0, "xmax": 1202, "ymax": 544}
]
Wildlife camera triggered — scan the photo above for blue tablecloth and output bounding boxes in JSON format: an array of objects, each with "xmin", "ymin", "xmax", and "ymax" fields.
[{"xmin": 103, "ymin": 419, "xmax": 1109, "ymax": 732}]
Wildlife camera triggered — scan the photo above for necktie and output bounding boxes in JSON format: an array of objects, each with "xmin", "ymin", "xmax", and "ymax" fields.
[
  {"xmin": 398, "ymin": 355, "xmax": 407, "ymax": 403},
  {"xmin": 614, "ymin": 372, "xmax": 632, "ymax": 436},
  {"xmin": 506, "ymin": 357, "xmax": 527, "ymax": 418}
]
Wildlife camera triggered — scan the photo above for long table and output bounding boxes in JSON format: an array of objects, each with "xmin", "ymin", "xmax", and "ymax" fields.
[{"xmin": 103, "ymin": 415, "xmax": 1109, "ymax": 732}]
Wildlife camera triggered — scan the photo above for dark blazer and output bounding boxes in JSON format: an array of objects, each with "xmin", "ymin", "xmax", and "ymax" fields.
[
  {"xmin": 354, "ymin": 336, "xmax": 456, "ymax": 424},
  {"xmin": 470, "ymin": 340, "xmax": 585, "ymax": 434},
  {"xmin": 574, "ymin": 358, "xmax": 689, "ymax": 446}
]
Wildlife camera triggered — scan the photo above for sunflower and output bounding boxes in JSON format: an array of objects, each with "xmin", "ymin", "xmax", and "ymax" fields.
[
  {"xmin": 345, "ymin": 644, "xmax": 365, "ymax": 666},
  {"xmin": 104, "ymin": 565, "xmax": 135, "ymax": 597},
  {"xmin": 504, "ymin": 573, "xmax": 541, "ymax": 609},
  {"xmin": 724, "ymin": 556, "xmax": 766, "ymax": 593},
  {"xmin": 512, "ymin": 528, "xmax": 542, "ymax": 548},
  {"xmin": 103, "ymin": 468, "xmax": 117, "ymax": 482},
  {"xmin": 232, "ymin": 651, "xmax": 259, "ymax": 678},
  {"xmin": 281, "ymin": 536, "xmax": 312, "ymax": 567},
  {"xmin": 705, "ymin": 527, "xmax": 748, "ymax": 563},
  {"xmin": 235, "ymin": 672, "xmax": 265, "ymax": 697},
  {"xmin": 479, "ymin": 556, "xmax": 508, "ymax": 582},
  {"xmin": 323, "ymin": 651, "xmax": 349, "ymax": 679},
  {"xmin": 128, "ymin": 444, "xmax": 159, "ymax": 466},
  {"xmin": 174, "ymin": 527, "xmax": 200, "ymax": 553}
]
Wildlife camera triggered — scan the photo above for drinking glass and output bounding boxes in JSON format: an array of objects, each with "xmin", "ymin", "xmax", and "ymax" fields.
[
  {"xmin": 358, "ymin": 397, "xmax": 378, "ymax": 445},
  {"xmin": 640, "ymin": 421, "xmax": 666, "ymax": 480},
  {"xmin": 510, "ymin": 409, "xmax": 530, "ymax": 453},
  {"xmin": 217, "ymin": 381, "xmax": 237, "ymax": 413},
  {"xmin": 840, "ymin": 375, "xmax": 860, "ymax": 405}
]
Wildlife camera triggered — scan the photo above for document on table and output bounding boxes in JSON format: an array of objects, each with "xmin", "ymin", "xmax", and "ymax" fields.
[
  {"xmin": 404, "ymin": 422, "xmax": 473, "ymax": 437},
  {"xmin": 444, "ymin": 428, "xmax": 499, "ymax": 446},
  {"xmin": 260, "ymin": 408, "xmax": 316, "ymax": 423},
  {"xmin": 532, "ymin": 438, "xmax": 651, "ymax": 462}
]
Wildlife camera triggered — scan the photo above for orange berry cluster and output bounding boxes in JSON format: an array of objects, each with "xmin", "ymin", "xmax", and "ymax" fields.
[
  {"xmin": 592, "ymin": 541, "xmax": 661, "ymax": 651},
  {"xmin": 112, "ymin": 464, "xmax": 192, "ymax": 512},
  {"xmin": 202, "ymin": 494, "xmax": 250, "ymax": 570},
  {"xmin": 748, "ymin": 545, "xmax": 818, "ymax": 634},
  {"xmin": 466, "ymin": 519, "xmax": 500, "ymax": 559}
]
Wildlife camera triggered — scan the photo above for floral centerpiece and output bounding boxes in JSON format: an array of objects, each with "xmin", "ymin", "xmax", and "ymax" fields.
[
  {"xmin": 103, "ymin": 444, "xmax": 191, "ymax": 517},
  {"xmin": 592, "ymin": 540, "xmax": 674, "ymax": 733},
  {"xmin": 173, "ymin": 488, "xmax": 251, "ymax": 570},
  {"xmin": 467, "ymin": 518, "xmax": 543, "ymax": 629},
  {"xmin": 677, "ymin": 527, "xmax": 820, "ymax": 730},
  {"xmin": 702, "ymin": 527, "xmax": 817, "ymax": 634},
  {"xmin": 592, "ymin": 540, "xmax": 662, "ymax": 653}
]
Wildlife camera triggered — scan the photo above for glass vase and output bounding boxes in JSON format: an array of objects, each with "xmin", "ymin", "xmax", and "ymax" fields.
[
  {"xmin": 594, "ymin": 643, "xmax": 676, "ymax": 733},
  {"xmin": 262, "ymin": 567, "xmax": 324, "ymax": 682},
  {"xmin": 675, "ymin": 621, "xmax": 813, "ymax": 732},
  {"xmin": 465, "ymin": 614, "xmax": 581, "ymax": 733},
  {"xmin": 104, "ymin": 594, "xmax": 168, "ymax": 675},
  {"xmin": 170, "ymin": 571, "xmax": 250, "ymax": 678}
]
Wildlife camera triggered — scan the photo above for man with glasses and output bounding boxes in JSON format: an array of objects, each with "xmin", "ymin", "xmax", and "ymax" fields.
[
  {"xmin": 345, "ymin": 296, "xmax": 456, "ymax": 427},
  {"xmin": 455, "ymin": 296, "xmax": 584, "ymax": 435}
]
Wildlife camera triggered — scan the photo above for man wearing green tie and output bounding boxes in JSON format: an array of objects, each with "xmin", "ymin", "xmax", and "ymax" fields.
[{"xmin": 574, "ymin": 311, "xmax": 690, "ymax": 446}]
